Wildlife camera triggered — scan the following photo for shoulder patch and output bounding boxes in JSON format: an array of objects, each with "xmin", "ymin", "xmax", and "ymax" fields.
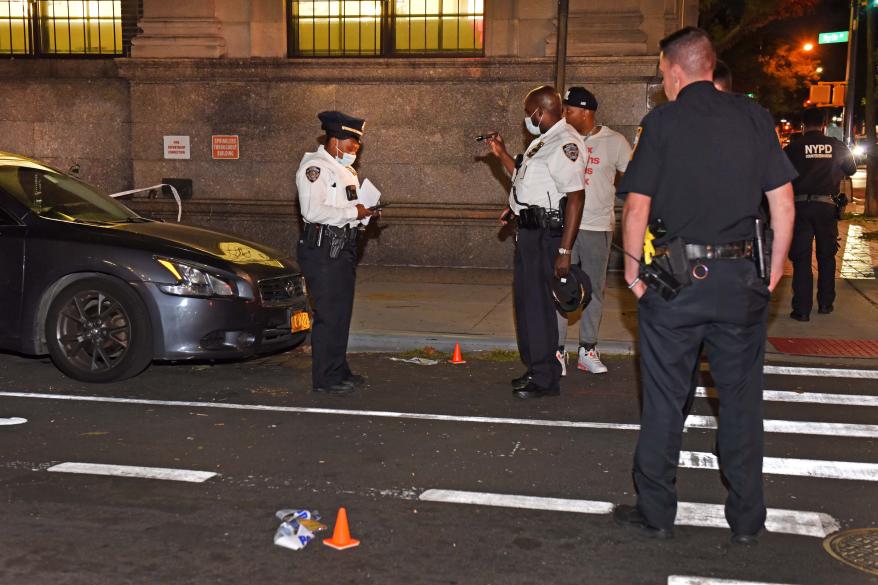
[
  {"xmin": 562, "ymin": 143, "xmax": 580, "ymax": 162},
  {"xmin": 305, "ymin": 166, "xmax": 321, "ymax": 182},
  {"xmin": 630, "ymin": 127, "xmax": 643, "ymax": 159}
]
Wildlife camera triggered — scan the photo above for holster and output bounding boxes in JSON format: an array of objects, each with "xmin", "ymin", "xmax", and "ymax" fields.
[
  {"xmin": 641, "ymin": 238, "xmax": 690, "ymax": 301},
  {"xmin": 832, "ymin": 193, "xmax": 848, "ymax": 221},
  {"xmin": 753, "ymin": 218, "xmax": 773, "ymax": 285}
]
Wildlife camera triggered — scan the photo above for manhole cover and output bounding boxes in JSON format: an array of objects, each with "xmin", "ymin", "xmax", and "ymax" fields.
[{"xmin": 823, "ymin": 528, "xmax": 878, "ymax": 576}]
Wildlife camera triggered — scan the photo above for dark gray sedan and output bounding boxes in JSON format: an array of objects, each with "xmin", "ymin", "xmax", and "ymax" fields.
[{"xmin": 0, "ymin": 152, "xmax": 309, "ymax": 383}]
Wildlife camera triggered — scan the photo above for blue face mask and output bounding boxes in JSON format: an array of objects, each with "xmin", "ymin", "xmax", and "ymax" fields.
[
  {"xmin": 524, "ymin": 107, "xmax": 543, "ymax": 136},
  {"xmin": 335, "ymin": 145, "xmax": 357, "ymax": 167}
]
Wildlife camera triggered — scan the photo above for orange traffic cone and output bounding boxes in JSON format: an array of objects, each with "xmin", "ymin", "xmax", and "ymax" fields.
[
  {"xmin": 323, "ymin": 507, "xmax": 360, "ymax": 550},
  {"xmin": 448, "ymin": 342, "xmax": 466, "ymax": 364}
]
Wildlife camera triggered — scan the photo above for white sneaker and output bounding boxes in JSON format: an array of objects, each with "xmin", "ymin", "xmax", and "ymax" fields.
[
  {"xmin": 577, "ymin": 346, "xmax": 608, "ymax": 374},
  {"xmin": 556, "ymin": 347, "xmax": 568, "ymax": 377}
]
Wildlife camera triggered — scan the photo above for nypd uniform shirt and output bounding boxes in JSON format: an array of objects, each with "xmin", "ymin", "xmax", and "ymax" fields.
[
  {"xmin": 784, "ymin": 131, "xmax": 856, "ymax": 196},
  {"xmin": 509, "ymin": 119, "xmax": 587, "ymax": 214},
  {"xmin": 295, "ymin": 145, "xmax": 361, "ymax": 228},
  {"xmin": 618, "ymin": 81, "xmax": 798, "ymax": 245}
]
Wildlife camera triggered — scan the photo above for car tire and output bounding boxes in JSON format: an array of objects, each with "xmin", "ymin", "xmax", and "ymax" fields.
[{"xmin": 45, "ymin": 277, "xmax": 153, "ymax": 383}]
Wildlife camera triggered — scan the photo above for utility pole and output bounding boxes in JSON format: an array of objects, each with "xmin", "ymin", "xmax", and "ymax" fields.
[
  {"xmin": 866, "ymin": 1, "xmax": 877, "ymax": 216},
  {"xmin": 554, "ymin": 0, "xmax": 570, "ymax": 93},
  {"xmin": 843, "ymin": 0, "xmax": 860, "ymax": 144}
]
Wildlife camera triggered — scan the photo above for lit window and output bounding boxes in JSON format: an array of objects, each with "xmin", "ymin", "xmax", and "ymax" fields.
[
  {"xmin": 1, "ymin": 0, "xmax": 134, "ymax": 57},
  {"xmin": 288, "ymin": 0, "xmax": 485, "ymax": 57},
  {"xmin": 394, "ymin": 0, "xmax": 484, "ymax": 54}
]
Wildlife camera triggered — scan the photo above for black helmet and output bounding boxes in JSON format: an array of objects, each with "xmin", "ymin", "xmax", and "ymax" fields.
[{"xmin": 550, "ymin": 265, "xmax": 592, "ymax": 313}]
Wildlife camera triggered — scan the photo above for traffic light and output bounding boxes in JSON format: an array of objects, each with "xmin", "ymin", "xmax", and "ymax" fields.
[
  {"xmin": 831, "ymin": 84, "xmax": 846, "ymax": 106},
  {"xmin": 808, "ymin": 82, "xmax": 847, "ymax": 107},
  {"xmin": 809, "ymin": 84, "xmax": 832, "ymax": 104}
]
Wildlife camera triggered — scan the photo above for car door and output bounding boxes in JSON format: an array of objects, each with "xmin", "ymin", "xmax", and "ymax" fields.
[{"xmin": 0, "ymin": 203, "xmax": 25, "ymax": 349}]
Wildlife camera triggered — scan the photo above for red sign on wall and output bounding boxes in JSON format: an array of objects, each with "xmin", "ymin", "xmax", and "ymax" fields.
[{"xmin": 212, "ymin": 135, "xmax": 240, "ymax": 160}]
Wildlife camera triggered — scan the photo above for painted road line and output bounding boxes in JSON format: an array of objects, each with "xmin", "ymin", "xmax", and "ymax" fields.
[
  {"xmin": 0, "ymin": 417, "xmax": 27, "ymax": 426},
  {"xmin": 677, "ymin": 502, "xmax": 839, "ymax": 538},
  {"xmin": 1, "ymin": 392, "xmax": 876, "ymax": 439},
  {"xmin": 669, "ymin": 577, "xmax": 798, "ymax": 585},
  {"xmin": 419, "ymin": 490, "xmax": 839, "ymax": 538},
  {"xmin": 47, "ymin": 462, "xmax": 217, "ymax": 483},
  {"xmin": 685, "ymin": 415, "xmax": 878, "ymax": 439},
  {"xmin": 695, "ymin": 387, "xmax": 878, "ymax": 407},
  {"xmin": 762, "ymin": 365, "xmax": 878, "ymax": 379},
  {"xmin": 679, "ymin": 451, "xmax": 878, "ymax": 482},
  {"xmin": 418, "ymin": 489, "xmax": 615, "ymax": 514}
]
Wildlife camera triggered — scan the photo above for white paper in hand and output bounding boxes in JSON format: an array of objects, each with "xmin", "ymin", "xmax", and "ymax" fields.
[{"xmin": 358, "ymin": 179, "xmax": 381, "ymax": 208}]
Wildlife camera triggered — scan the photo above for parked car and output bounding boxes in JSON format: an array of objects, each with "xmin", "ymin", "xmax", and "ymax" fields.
[{"xmin": 0, "ymin": 152, "xmax": 309, "ymax": 383}]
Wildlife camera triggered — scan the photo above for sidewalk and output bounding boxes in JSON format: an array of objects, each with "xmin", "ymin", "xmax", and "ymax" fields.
[{"xmin": 349, "ymin": 173, "xmax": 878, "ymax": 365}]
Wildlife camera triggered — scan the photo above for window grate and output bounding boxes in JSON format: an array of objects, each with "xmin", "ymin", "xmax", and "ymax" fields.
[
  {"xmin": 288, "ymin": 0, "xmax": 485, "ymax": 57},
  {"xmin": 0, "ymin": 0, "xmax": 140, "ymax": 57}
]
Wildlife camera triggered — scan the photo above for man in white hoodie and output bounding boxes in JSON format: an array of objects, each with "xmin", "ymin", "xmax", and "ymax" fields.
[{"xmin": 556, "ymin": 87, "xmax": 632, "ymax": 374}]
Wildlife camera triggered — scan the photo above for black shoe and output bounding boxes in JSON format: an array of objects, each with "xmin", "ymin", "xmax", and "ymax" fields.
[
  {"xmin": 511, "ymin": 372, "xmax": 533, "ymax": 391},
  {"xmin": 730, "ymin": 532, "xmax": 760, "ymax": 545},
  {"xmin": 312, "ymin": 381, "xmax": 355, "ymax": 395},
  {"xmin": 613, "ymin": 504, "xmax": 674, "ymax": 540},
  {"xmin": 818, "ymin": 305, "xmax": 834, "ymax": 314},
  {"xmin": 789, "ymin": 311, "xmax": 810, "ymax": 322},
  {"xmin": 345, "ymin": 373, "xmax": 367, "ymax": 387},
  {"xmin": 513, "ymin": 381, "xmax": 560, "ymax": 400}
]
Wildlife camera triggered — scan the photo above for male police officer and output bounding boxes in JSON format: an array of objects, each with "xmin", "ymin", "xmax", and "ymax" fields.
[
  {"xmin": 785, "ymin": 108, "xmax": 857, "ymax": 320},
  {"xmin": 613, "ymin": 28, "xmax": 796, "ymax": 543},
  {"xmin": 485, "ymin": 85, "xmax": 586, "ymax": 399},
  {"xmin": 296, "ymin": 111, "xmax": 374, "ymax": 395},
  {"xmin": 556, "ymin": 87, "xmax": 632, "ymax": 375}
]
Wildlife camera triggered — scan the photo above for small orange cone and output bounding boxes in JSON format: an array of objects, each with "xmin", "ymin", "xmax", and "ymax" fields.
[
  {"xmin": 449, "ymin": 342, "xmax": 466, "ymax": 364},
  {"xmin": 323, "ymin": 507, "xmax": 360, "ymax": 550}
]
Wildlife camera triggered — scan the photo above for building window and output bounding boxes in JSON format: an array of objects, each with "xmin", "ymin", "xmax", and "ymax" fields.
[
  {"xmin": 289, "ymin": 0, "xmax": 485, "ymax": 57},
  {"xmin": 0, "ymin": 1, "xmax": 141, "ymax": 57}
]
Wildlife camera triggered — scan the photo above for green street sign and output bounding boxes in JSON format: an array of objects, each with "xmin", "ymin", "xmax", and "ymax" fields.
[{"xmin": 818, "ymin": 31, "xmax": 849, "ymax": 44}]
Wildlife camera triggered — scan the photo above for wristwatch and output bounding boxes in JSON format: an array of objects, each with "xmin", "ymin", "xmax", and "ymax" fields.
[{"xmin": 558, "ymin": 248, "xmax": 571, "ymax": 256}]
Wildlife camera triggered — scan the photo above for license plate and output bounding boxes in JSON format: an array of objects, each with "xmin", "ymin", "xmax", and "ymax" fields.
[{"xmin": 291, "ymin": 311, "xmax": 311, "ymax": 332}]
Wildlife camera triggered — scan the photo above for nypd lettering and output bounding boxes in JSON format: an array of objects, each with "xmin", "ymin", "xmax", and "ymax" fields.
[
  {"xmin": 563, "ymin": 143, "xmax": 580, "ymax": 161},
  {"xmin": 804, "ymin": 144, "xmax": 833, "ymax": 159}
]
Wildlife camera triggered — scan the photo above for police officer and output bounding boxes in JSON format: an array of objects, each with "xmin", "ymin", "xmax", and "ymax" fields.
[
  {"xmin": 485, "ymin": 85, "xmax": 586, "ymax": 399},
  {"xmin": 785, "ymin": 107, "xmax": 857, "ymax": 321},
  {"xmin": 613, "ymin": 28, "xmax": 796, "ymax": 543},
  {"xmin": 295, "ymin": 111, "xmax": 374, "ymax": 395}
]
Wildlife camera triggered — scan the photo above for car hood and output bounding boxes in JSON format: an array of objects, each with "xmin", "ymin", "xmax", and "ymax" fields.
[{"xmin": 111, "ymin": 221, "xmax": 294, "ymax": 273}]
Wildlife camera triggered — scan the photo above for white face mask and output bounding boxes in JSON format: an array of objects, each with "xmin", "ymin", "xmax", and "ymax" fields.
[
  {"xmin": 335, "ymin": 145, "xmax": 357, "ymax": 167},
  {"xmin": 524, "ymin": 107, "xmax": 543, "ymax": 136}
]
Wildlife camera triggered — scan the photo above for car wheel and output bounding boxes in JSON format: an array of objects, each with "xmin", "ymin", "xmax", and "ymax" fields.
[{"xmin": 45, "ymin": 277, "xmax": 153, "ymax": 383}]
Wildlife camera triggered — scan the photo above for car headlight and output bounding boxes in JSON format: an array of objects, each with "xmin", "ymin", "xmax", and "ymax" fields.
[
  {"xmin": 853, "ymin": 145, "xmax": 865, "ymax": 157},
  {"xmin": 156, "ymin": 258, "xmax": 238, "ymax": 298}
]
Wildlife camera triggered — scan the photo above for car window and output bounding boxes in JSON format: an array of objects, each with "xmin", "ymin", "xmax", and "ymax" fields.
[
  {"xmin": 0, "ymin": 206, "xmax": 17, "ymax": 225},
  {"xmin": 0, "ymin": 165, "xmax": 139, "ymax": 223}
]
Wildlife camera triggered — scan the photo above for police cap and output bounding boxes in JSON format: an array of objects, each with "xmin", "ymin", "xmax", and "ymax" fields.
[
  {"xmin": 563, "ymin": 87, "xmax": 598, "ymax": 111},
  {"xmin": 317, "ymin": 110, "xmax": 366, "ymax": 143},
  {"xmin": 550, "ymin": 264, "xmax": 592, "ymax": 313}
]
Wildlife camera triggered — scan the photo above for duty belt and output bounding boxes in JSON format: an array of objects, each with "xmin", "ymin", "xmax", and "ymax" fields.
[
  {"xmin": 794, "ymin": 194, "xmax": 835, "ymax": 204},
  {"xmin": 656, "ymin": 240, "xmax": 754, "ymax": 261},
  {"xmin": 302, "ymin": 222, "xmax": 359, "ymax": 241}
]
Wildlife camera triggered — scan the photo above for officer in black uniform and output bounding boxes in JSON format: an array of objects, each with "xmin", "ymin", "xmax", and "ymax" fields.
[
  {"xmin": 784, "ymin": 107, "xmax": 857, "ymax": 320},
  {"xmin": 613, "ymin": 27, "xmax": 797, "ymax": 544},
  {"xmin": 295, "ymin": 111, "xmax": 374, "ymax": 395}
]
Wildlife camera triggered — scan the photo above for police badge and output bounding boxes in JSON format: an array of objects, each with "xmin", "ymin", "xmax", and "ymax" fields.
[
  {"xmin": 562, "ymin": 143, "xmax": 580, "ymax": 161},
  {"xmin": 305, "ymin": 166, "xmax": 321, "ymax": 182}
]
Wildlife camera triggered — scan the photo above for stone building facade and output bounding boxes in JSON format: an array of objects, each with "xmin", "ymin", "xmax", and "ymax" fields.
[{"xmin": 0, "ymin": 0, "xmax": 696, "ymax": 267}]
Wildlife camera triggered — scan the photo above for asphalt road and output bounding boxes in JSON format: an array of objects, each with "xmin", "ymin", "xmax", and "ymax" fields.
[{"xmin": 0, "ymin": 350, "xmax": 876, "ymax": 585}]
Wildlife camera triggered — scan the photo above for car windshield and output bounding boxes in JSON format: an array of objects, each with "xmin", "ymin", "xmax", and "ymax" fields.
[{"xmin": 0, "ymin": 162, "xmax": 140, "ymax": 223}]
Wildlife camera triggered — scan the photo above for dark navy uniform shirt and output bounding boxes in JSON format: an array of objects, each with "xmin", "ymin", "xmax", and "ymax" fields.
[
  {"xmin": 783, "ymin": 131, "xmax": 857, "ymax": 196},
  {"xmin": 618, "ymin": 81, "xmax": 797, "ymax": 245}
]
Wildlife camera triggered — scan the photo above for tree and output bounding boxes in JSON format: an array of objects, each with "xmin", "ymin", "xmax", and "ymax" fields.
[
  {"xmin": 758, "ymin": 44, "xmax": 821, "ymax": 114},
  {"xmin": 700, "ymin": 0, "xmax": 822, "ymax": 53}
]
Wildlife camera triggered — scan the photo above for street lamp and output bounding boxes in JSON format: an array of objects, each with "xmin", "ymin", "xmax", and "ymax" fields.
[
  {"xmin": 803, "ymin": 41, "xmax": 815, "ymax": 51},
  {"xmin": 816, "ymin": 66, "xmax": 824, "ymax": 74}
]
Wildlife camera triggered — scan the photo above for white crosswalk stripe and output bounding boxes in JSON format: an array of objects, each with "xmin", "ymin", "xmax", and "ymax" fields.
[
  {"xmin": 679, "ymin": 451, "xmax": 878, "ymax": 482},
  {"xmin": 669, "ymin": 577, "xmax": 799, "ymax": 585},
  {"xmin": 48, "ymin": 462, "xmax": 217, "ymax": 483},
  {"xmin": 695, "ymin": 386, "xmax": 878, "ymax": 407}
]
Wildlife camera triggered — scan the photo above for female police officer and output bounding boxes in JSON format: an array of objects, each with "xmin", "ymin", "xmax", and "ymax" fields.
[{"xmin": 295, "ymin": 111, "xmax": 374, "ymax": 395}]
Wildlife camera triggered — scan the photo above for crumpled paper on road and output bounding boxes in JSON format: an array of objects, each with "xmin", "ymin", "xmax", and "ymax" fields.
[
  {"xmin": 273, "ymin": 509, "xmax": 327, "ymax": 551},
  {"xmin": 388, "ymin": 357, "xmax": 440, "ymax": 366}
]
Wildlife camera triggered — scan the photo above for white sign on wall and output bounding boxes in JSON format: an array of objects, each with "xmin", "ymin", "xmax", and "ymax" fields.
[{"xmin": 163, "ymin": 135, "xmax": 190, "ymax": 160}]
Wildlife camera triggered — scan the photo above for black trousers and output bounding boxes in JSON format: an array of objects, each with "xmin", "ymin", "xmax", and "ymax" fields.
[
  {"xmin": 789, "ymin": 201, "xmax": 838, "ymax": 314},
  {"xmin": 297, "ymin": 239, "xmax": 356, "ymax": 389},
  {"xmin": 513, "ymin": 227, "xmax": 562, "ymax": 389},
  {"xmin": 634, "ymin": 259, "xmax": 769, "ymax": 535}
]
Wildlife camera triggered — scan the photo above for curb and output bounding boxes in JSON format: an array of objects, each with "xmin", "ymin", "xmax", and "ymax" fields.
[{"xmin": 348, "ymin": 330, "xmax": 635, "ymax": 356}]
